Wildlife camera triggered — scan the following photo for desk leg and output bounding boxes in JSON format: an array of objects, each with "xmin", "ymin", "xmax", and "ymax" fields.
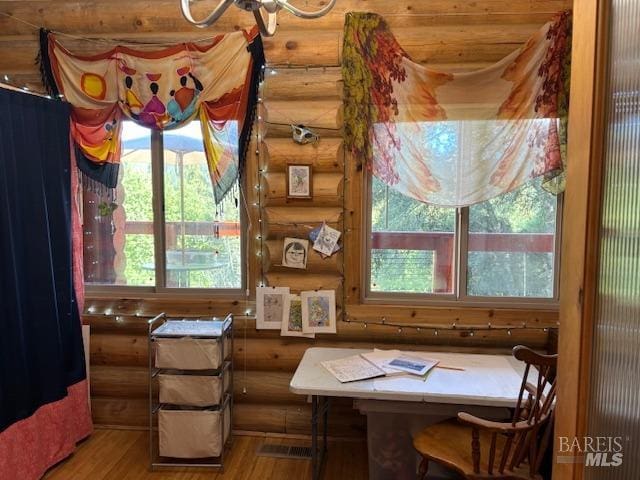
[
  {"xmin": 322, "ymin": 396, "xmax": 329, "ymax": 455},
  {"xmin": 311, "ymin": 395, "xmax": 330, "ymax": 480}
]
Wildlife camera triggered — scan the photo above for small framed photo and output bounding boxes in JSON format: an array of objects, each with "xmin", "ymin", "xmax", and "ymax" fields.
[
  {"xmin": 301, "ymin": 290, "xmax": 337, "ymax": 334},
  {"xmin": 286, "ymin": 164, "xmax": 312, "ymax": 199},
  {"xmin": 281, "ymin": 294, "xmax": 314, "ymax": 338},
  {"xmin": 282, "ymin": 237, "xmax": 309, "ymax": 269},
  {"xmin": 256, "ymin": 286, "xmax": 289, "ymax": 329}
]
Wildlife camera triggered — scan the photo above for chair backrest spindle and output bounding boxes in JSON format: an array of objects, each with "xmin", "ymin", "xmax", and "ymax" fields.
[{"xmin": 501, "ymin": 346, "xmax": 558, "ymax": 474}]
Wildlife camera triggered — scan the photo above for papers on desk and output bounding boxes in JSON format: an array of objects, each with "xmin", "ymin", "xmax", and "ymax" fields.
[
  {"xmin": 321, "ymin": 354, "xmax": 386, "ymax": 383},
  {"xmin": 322, "ymin": 349, "xmax": 441, "ymax": 383},
  {"xmin": 373, "ymin": 352, "xmax": 519, "ymax": 397},
  {"xmin": 360, "ymin": 350, "xmax": 406, "ymax": 376},
  {"xmin": 387, "ymin": 355, "xmax": 439, "ymax": 376}
]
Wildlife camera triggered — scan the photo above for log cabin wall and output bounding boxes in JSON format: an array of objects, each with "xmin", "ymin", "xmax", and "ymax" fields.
[{"xmin": 0, "ymin": 0, "xmax": 571, "ymax": 435}]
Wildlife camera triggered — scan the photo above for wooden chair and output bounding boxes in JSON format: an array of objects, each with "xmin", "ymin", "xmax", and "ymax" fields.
[{"xmin": 412, "ymin": 346, "xmax": 557, "ymax": 480}]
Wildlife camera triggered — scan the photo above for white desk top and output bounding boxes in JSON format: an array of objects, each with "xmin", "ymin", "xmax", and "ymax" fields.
[{"xmin": 290, "ymin": 347, "xmax": 525, "ymax": 408}]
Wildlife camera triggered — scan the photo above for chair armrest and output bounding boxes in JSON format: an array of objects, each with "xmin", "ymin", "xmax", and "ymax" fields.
[
  {"xmin": 457, "ymin": 412, "xmax": 537, "ymax": 433},
  {"xmin": 457, "ymin": 412, "xmax": 513, "ymax": 432}
]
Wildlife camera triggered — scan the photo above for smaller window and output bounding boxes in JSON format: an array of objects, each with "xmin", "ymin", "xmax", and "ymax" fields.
[
  {"xmin": 367, "ymin": 176, "xmax": 560, "ymax": 303},
  {"xmin": 83, "ymin": 121, "xmax": 243, "ymax": 290}
]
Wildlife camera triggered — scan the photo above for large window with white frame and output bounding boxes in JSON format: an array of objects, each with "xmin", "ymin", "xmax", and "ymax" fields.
[
  {"xmin": 83, "ymin": 121, "xmax": 244, "ymax": 291},
  {"xmin": 367, "ymin": 174, "xmax": 561, "ymax": 303}
]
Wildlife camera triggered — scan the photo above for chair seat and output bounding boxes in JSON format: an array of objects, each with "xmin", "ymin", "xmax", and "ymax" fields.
[{"xmin": 412, "ymin": 419, "xmax": 537, "ymax": 480}]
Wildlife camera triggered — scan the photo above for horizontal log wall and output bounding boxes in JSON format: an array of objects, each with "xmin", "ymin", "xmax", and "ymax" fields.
[
  {"xmin": 84, "ymin": 307, "xmax": 551, "ymax": 434},
  {"xmin": 0, "ymin": 0, "xmax": 570, "ymax": 435}
]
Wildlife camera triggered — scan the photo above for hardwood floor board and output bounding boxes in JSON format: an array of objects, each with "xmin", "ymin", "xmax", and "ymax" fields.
[
  {"xmin": 216, "ymin": 436, "xmax": 259, "ymax": 480},
  {"xmin": 46, "ymin": 429, "xmax": 144, "ymax": 480},
  {"xmin": 45, "ymin": 429, "xmax": 368, "ymax": 480}
]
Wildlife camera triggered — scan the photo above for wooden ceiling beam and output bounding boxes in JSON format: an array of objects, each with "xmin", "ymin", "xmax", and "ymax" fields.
[
  {"xmin": 0, "ymin": 23, "xmax": 546, "ymax": 79},
  {"xmin": 0, "ymin": 0, "xmax": 572, "ymax": 35}
]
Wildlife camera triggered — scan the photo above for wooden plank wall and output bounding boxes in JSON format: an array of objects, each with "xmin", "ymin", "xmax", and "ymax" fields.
[{"xmin": 0, "ymin": 0, "xmax": 571, "ymax": 436}]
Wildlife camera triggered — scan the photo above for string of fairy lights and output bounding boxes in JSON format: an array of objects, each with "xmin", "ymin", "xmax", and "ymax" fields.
[
  {"xmin": 0, "ymin": 9, "xmax": 559, "ymax": 337},
  {"xmin": 86, "ymin": 306, "xmax": 555, "ymax": 336},
  {"xmin": 80, "ymin": 64, "xmax": 556, "ymax": 337}
]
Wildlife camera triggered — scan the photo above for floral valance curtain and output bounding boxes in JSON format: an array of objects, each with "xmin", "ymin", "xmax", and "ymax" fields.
[
  {"xmin": 343, "ymin": 12, "xmax": 571, "ymax": 207},
  {"xmin": 40, "ymin": 28, "xmax": 265, "ymax": 204}
]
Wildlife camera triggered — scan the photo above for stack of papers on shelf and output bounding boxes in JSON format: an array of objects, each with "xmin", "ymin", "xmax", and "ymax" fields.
[{"xmin": 153, "ymin": 319, "xmax": 227, "ymax": 337}]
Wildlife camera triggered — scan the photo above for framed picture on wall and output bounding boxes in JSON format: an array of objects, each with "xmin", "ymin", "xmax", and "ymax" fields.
[
  {"xmin": 256, "ymin": 286, "xmax": 289, "ymax": 329},
  {"xmin": 301, "ymin": 289, "xmax": 336, "ymax": 334},
  {"xmin": 281, "ymin": 294, "xmax": 314, "ymax": 338},
  {"xmin": 286, "ymin": 164, "xmax": 313, "ymax": 199}
]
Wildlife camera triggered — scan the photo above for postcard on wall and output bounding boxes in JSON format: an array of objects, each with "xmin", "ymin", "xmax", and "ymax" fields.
[
  {"xmin": 281, "ymin": 294, "xmax": 315, "ymax": 338},
  {"xmin": 282, "ymin": 237, "xmax": 309, "ymax": 269},
  {"xmin": 301, "ymin": 290, "xmax": 336, "ymax": 334},
  {"xmin": 309, "ymin": 225, "xmax": 340, "ymax": 255},
  {"xmin": 256, "ymin": 286, "xmax": 289, "ymax": 330},
  {"xmin": 312, "ymin": 223, "xmax": 341, "ymax": 257}
]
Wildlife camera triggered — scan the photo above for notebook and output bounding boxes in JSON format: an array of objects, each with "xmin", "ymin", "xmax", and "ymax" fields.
[{"xmin": 321, "ymin": 354, "xmax": 386, "ymax": 383}]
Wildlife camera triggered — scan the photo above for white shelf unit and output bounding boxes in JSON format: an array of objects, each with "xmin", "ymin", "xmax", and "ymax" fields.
[{"xmin": 148, "ymin": 313, "xmax": 233, "ymax": 470}]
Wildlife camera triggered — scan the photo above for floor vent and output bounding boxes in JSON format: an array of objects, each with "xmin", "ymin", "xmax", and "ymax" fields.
[{"xmin": 256, "ymin": 443, "xmax": 312, "ymax": 459}]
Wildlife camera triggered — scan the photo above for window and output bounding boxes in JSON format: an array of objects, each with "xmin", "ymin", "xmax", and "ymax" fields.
[
  {"xmin": 83, "ymin": 122, "xmax": 243, "ymax": 291},
  {"xmin": 367, "ymin": 175, "xmax": 560, "ymax": 303}
]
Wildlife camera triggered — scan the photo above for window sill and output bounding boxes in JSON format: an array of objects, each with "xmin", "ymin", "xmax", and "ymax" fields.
[
  {"xmin": 85, "ymin": 285, "xmax": 248, "ymax": 302},
  {"xmin": 361, "ymin": 293, "xmax": 560, "ymax": 311}
]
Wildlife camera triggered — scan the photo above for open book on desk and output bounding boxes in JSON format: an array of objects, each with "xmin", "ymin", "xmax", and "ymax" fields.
[
  {"xmin": 321, "ymin": 354, "xmax": 386, "ymax": 383},
  {"xmin": 321, "ymin": 349, "xmax": 442, "ymax": 383}
]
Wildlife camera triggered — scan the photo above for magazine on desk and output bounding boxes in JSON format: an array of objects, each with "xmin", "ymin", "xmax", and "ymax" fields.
[{"xmin": 386, "ymin": 355, "xmax": 439, "ymax": 376}]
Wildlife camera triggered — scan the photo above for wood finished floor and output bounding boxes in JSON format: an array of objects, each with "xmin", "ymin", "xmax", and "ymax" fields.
[{"xmin": 45, "ymin": 429, "xmax": 368, "ymax": 480}]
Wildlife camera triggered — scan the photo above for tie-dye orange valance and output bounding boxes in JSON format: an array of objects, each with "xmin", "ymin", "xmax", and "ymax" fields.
[
  {"xmin": 343, "ymin": 12, "xmax": 571, "ymax": 207},
  {"xmin": 40, "ymin": 28, "xmax": 264, "ymax": 203}
]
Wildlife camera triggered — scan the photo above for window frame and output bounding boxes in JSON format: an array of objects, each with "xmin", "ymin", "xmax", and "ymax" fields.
[
  {"xmin": 85, "ymin": 129, "xmax": 247, "ymax": 297},
  {"xmin": 363, "ymin": 172, "xmax": 563, "ymax": 309}
]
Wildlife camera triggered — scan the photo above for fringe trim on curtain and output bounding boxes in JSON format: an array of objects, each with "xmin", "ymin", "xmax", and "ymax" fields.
[
  {"xmin": 37, "ymin": 29, "xmax": 60, "ymax": 98},
  {"xmin": 74, "ymin": 143, "xmax": 119, "ymax": 189},
  {"xmin": 211, "ymin": 34, "xmax": 264, "ymax": 208},
  {"xmin": 238, "ymin": 34, "xmax": 265, "ymax": 182},
  {"xmin": 78, "ymin": 172, "xmax": 117, "ymax": 203}
]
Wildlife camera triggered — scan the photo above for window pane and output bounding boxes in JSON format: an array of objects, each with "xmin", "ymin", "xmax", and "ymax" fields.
[
  {"xmin": 163, "ymin": 122, "xmax": 241, "ymax": 289},
  {"xmin": 467, "ymin": 178, "xmax": 557, "ymax": 298},
  {"xmin": 370, "ymin": 176, "xmax": 455, "ymax": 294},
  {"xmin": 83, "ymin": 122, "xmax": 155, "ymax": 286}
]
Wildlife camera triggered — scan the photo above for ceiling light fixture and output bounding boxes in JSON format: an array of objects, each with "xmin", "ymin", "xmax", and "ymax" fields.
[{"xmin": 180, "ymin": 0, "xmax": 336, "ymax": 37}]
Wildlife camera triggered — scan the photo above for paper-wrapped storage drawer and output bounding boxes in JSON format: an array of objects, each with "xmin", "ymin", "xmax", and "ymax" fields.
[
  {"xmin": 159, "ymin": 369, "xmax": 229, "ymax": 407},
  {"xmin": 159, "ymin": 404, "xmax": 231, "ymax": 458},
  {"xmin": 155, "ymin": 337, "xmax": 223, "ymax": 370}
]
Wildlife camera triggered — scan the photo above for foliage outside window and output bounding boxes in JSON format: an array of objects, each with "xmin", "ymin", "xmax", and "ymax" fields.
[
  {"xmin": 83, "ymin": 122, "xmax": 242, "ymax": 290},
  {"xmin": 369, "ymin": 176, "xmax": 559, "ymax": 301}
]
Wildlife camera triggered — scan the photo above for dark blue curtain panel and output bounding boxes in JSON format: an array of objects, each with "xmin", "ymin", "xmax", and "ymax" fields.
[{"xmin": 0, "ymin": 88, "xmax": 85, "ymax": 432}]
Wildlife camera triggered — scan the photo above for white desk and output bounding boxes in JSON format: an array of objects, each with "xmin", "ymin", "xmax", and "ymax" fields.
[{"xmin": 290, "ymin": 347, "xmax": 526, "ymax": 480}]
